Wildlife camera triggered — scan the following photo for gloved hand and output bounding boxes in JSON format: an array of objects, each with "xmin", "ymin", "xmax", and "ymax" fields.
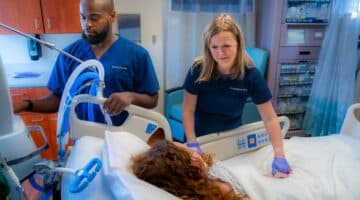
[
  {"xmin": 272, "ymin": 157, "xmax": 291, "ymax": 176},
  {"xmin": 186, "ymin": 142, "xmax": 202, "ymax": 154}
]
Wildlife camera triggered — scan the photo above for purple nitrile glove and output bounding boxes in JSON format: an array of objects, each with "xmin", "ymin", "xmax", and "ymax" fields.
[
  {"xmin": 272, "ymin": 157, "xmax": 291, "ymax": 176},
  {"xmin": 186, "ymin": 142, "xmax": 202, "ymax": 154}
]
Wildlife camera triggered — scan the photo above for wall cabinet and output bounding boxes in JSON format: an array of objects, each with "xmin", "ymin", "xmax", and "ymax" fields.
[
  {"xmin": 0, "ymin": 0, "xmax": 81, "ymax": 34},
  {"xmin": 40, "ymin": 0, "xmax": 81, "ymax": 33},
  {"xmin": 9, "ymin": 87, "xmax": 58, "ymax": 160},
  {"xmin": 0, "ymin": 0, "xmax": 43, "ymax": 34},
  {"xmin": 275, "ymin": 62, "xmax": 317, "ymax": 130},
  {"xmin": 257, "ymin": 0, "xmax": 331, "ymax": 136}
]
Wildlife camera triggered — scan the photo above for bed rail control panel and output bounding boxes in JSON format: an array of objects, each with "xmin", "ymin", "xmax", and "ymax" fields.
[
  {"xmin": 197, "ymin": 116, "xmax": 289, "ymax": 160},
  {"xmin": 237, "ymin": 132, "xmax": 270, "ymax": 153}
]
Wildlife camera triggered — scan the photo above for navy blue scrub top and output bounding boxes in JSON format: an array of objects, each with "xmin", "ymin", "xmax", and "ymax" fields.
[
  {"xmin": 183, "ymin": 63, "xmax": 272, "ymax": 136},
  {"xmin": 48, "ymin": 36, "xmax": 159, "ymax": 125}
]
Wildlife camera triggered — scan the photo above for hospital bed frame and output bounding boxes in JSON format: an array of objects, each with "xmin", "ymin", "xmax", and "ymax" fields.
[
  {"xmin": 62, "ymin": 94, "xmax": 290, "ymax": 199},
  {"xmin": 198, "ymin": 116, "xmax": 290, "ymax": 161},
  {"xmin": 63, "ymin": 95, "xmax": 360, "ymax": 199},
  {"xmin": 69, "ymin": 95, "xmax": 290, "ymax": 161},
  {"xmin": 69, "ymin": 94, "xmax": 173, "ymax": 142}
]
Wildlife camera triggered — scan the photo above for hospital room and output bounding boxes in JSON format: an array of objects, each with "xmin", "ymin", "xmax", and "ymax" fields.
[{"xmin": 1, "ymin": 0, "xmax": 360, "ymax": 199}]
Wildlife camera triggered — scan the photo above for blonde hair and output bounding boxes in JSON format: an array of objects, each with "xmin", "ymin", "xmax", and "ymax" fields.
[{"xmin": 194, "ymin": 13, "xmax": 254, "ymax": 82}]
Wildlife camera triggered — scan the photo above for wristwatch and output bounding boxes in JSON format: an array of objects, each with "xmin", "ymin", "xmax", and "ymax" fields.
[{"xmin": 25, "ymin": 100, "xmax": 33, "ymax": 111}]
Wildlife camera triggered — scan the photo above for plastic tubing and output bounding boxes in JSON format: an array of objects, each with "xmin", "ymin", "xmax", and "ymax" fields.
[
  {"xmin": 87, "ymin": 79, "xmax": 99, "ymax": 121},
  {"xmin": 69, "ymin": 72, "xmax": 99, "ymax": 122},
  {"xmin": 28, "ymin": 175, "xmax": 45, "ymax": 193},
  {"xmin": 56, "ymin": 59, "xmax": 105, "ymax": 163},
  {"xmin": 58, "ymin": 72, "xmax": 99, "ymax": 140}
]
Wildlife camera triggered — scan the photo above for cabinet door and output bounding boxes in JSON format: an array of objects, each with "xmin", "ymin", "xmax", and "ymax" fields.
[
  {"xmin": 10, "ymin": 88, "xmax": 58, "ymax": 160},
  {"xmin": 28, "ymin": 87, "xmax": 51, "ymax": 99},
  {"xmin": 10, "ymin": 87, "xmax": 51, "ymax": 103},
  {"xmin": 0, "ymin": 0, "xmax": 44, "ymax": 34},
  {"xmin": 9, "ymin": 88, "xmax": 31, "ymax": 103},
  {"xmin": 21, "ymin": 113, "xmax": 52, "ymax": 159},
  {"xmin": 41, "ymin": 0, "xmax": 81, "ymax": 33},
  {"xmin": 275, "ymin": 62, "xmax": 317, "ymax": 131},
  {"xmin": 47, "ymin": 113, "xmax": 59, "ymax": 160}
]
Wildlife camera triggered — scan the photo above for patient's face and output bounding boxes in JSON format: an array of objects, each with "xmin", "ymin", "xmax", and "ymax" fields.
[{"xmin": 173, "ymin": 142, "xmax": 209, "ymax": 174}]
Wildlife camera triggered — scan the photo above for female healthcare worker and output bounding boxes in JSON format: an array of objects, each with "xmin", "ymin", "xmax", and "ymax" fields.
[{"xmin": 182, "ymin": 13, "xmax": 291, "ymax": 177}]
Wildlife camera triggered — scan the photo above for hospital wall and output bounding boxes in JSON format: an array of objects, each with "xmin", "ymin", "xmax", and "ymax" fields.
[
  {"xmin": 0, "ymin": 0, "xmax": 165, "ymax": 113},
  {"xmin": 115, "ymin": 0, "xmax": 165, "ymax": 113}
]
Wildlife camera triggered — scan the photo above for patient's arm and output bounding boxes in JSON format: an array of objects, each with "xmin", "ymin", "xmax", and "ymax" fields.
[
  {"xmin": 208, "ymin": 161, "xmax": 246, "ymax": 195},
  {"xmin": 214, "ymin": 180, "xmax": 233, "ymax": 197}
]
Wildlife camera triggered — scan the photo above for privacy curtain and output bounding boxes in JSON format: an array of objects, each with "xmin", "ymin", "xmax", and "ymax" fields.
[{"xmin": 303, "ymin": 0, "xmax": 360, "ymax": 136}]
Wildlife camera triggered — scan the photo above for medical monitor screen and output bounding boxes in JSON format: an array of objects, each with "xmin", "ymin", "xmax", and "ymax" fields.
[{"xmin": 288, "ymin": 29, "xmax": 305, "ymax": 44}]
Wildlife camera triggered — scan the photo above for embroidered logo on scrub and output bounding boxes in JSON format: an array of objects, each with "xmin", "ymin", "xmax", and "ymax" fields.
[
  {"xmin": 229, "ymin": 87, "xmax": 247, "ymax": 92},
  {"xmin": 112, "ymin": 65, "xmax": 128, "ymax": 70}
]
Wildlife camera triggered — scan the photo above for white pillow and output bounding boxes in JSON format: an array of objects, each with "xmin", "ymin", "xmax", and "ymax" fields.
[
  {"xmin": 102, "ymin": 130, "xmax": 179, "ymax": 200},
  {"xmin": 103, "ymin": 130, "xmax": 150, "ymax": 170}
]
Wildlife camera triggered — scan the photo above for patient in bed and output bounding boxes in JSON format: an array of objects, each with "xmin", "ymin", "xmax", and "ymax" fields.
[{"xmin": 131, "ymin": 140, "xmax": 248, "ymax": 200}]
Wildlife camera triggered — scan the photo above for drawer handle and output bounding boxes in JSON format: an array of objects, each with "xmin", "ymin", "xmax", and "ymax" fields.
[
  {"xmin": 31, "ymin": 117, "xmax": 45, "ymax": 122},
  {"xmin": 47, "ymin": 18, "xmax": 52, "ymax": 29},
  {"xmin": 11, "ymin": 93, "xmax": 27, "ymax": 97},
  {"xmin": 299, "ymin": 51, "xmax": 310, "ymax": 55},
  {"xmin": 34, "ymin": 18, "xmax": 39, "ymax": 30}
]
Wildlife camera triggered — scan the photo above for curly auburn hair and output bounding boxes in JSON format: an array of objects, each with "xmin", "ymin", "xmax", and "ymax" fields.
[{"xmin": 131, "ymin": 140, "xmax": 247, "ymax": 200}]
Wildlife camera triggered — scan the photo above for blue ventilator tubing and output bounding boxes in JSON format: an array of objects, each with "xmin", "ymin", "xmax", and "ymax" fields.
[
  {"xmin": 68, "ymin": 72, "xmax": 99, "ymax": 122},
  {"xmin": 87, "ymin": 80, "xmax": 99, "ymax": 121},
  {"xmin": 58, "ymin": 71, "xmax": 100, "ymax": 161}
]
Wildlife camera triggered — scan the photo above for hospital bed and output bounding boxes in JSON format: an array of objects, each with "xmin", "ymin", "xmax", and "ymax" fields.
[{"xmin": 61, "ymin": 93, "xmax": 360, "ymax": 200}]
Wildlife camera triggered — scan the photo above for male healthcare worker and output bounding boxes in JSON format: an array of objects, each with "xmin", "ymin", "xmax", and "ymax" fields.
[{"xmin": 13, "ymin": 0, "xmax": 159, "ymax": 126}]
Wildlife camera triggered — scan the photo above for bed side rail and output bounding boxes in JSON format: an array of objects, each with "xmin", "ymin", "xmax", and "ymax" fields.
[
  {"xmin": 69, "ymin": 95, "xmax": 172, "ymax": 143},
  {"xmin": 198, "ymin": 116, "xmax": 290, "ymax": 161},
  {"xmin": 340, "ymin": 103, "xmax": 360, "ymax": 138}
]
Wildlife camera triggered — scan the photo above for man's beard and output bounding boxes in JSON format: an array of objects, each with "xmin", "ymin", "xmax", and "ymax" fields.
[{"xmin": 82, "ymin": 22, "xmax": 109, "ymax": 45}]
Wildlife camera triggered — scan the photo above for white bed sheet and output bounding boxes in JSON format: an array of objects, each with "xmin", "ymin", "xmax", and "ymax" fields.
[
  {"xmin": 61, "ymin": 95, "xmax": 360, "ymax": 199},
  {"xmin": 61, "ymin": 136, "xmax": 114, "ymax": 200},
  {"xmin": 223, "ymin": 135, "xmax": 360, "ymax": 200},
  {"xmin": 62, "ymin": 134, "xmax": 360, "ymax": 200}
]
